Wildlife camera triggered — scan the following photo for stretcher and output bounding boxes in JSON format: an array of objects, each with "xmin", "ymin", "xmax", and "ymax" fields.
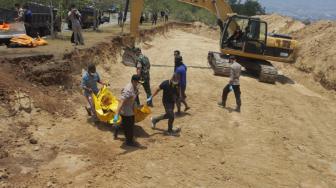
[{"xmin": 92, "ymin": 86, "xmax": 151, "ymax": 125}]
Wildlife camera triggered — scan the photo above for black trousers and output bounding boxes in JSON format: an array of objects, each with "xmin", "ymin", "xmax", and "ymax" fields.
[
  {"xmin": 222, "ymin": 84, "xmax": 241, "ymax": 107},
  {"xmin": 142, "ymin": 78, "xmax": 152, "ymax": 99},
  {"xmin": 153, "ymin": 102, "xmax": 175, "ymax": 131},
  {"xmin": 121, "ymin": 115, "xmax": 135, "ymax": 144},
  {"xmin": 176, "ymin": 85, "xmax": 188, "ymax": 112},
  {"xmin": 136, "ymin": 78, "xmax": 152, "ymax": 105},
  {"xmin": 152, "ymin": 19, "xmax": 157, "ymax": 25},
  {"xmin": 25, "ymin": 24, "xmax": 32, "ymax": 37}
]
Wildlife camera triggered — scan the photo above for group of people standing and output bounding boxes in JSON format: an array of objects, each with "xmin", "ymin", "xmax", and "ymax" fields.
[
  {"xmin": 151, "ymin": 10, "xmax": 169, "ymax": 25},
  {"xmin": 81, "ymin": 49, "xmax": 242, "ymax": 147}
]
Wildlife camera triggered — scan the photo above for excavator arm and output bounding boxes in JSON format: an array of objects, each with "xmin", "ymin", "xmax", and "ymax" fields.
[
  {"xmin": 178, "ymin": 0, "xmax": 233, "ymax": 21},
  {"xmin": 130, "ymin": 0, "xmax": 233, "ymax": 38},
  {"xmin": 130, "ymin": 0, "xmax": 145, "ymax": 39}
]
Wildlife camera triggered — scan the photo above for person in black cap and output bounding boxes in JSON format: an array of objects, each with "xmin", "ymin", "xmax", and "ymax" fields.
[
  {"xmin": 218, "ymin": 55, "xmax": 242, "ymax": 112},
  {"xmin": 147, "ymin": 74, "xmax": 181, "ymax": 136},
  {"xmin": 113, "ymin": 74, "xmax": 142, "ymax": 146}
]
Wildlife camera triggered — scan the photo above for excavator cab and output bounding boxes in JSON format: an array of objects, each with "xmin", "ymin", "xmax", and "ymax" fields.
[
  {"xmin": 209, "ymin": 15, "xmax": 278, "ymax": 83},
  {"xmin": 221, "ymin": 15, "xmax": 267, "ymax": 56}
]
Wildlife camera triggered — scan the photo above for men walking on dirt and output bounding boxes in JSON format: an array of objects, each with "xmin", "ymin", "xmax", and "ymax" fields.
[
  {"xmin": 118, "ymin": 11, "xmax": 123, "ymax": 26},
  {"xmin": 148, "ymin": 74, "xmax": 181, "ymax": 136},
  {"xmin": 68, "ymin": 4, "xmax": 84, "ymax": 45},
  {"xmin": 135, "ymin": 48, "xmax": 153, "ymax": 107},
  {"xmin": 164, "ymin": 10, "xmax": 169, "ymax": 22},
  {"xmin": 113, "ymin": 75, "xmax": 142, "ymax": 146},
  {"xmin": 218, "ymin": 55, "xmax": 242, "ymax": 112},
  {"xmin": 81, "ymin": 64, "xmax": 108, "ymax": 119},
  {"xmin": 152, "ymin": 12, "xmax": 158, "ymax": 25},
  {"xmin": 174, "ymin": 51, "xmax": 190, "ymax": 113}
]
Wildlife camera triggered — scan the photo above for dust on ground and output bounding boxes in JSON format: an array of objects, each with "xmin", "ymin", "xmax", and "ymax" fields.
[{"xmin": 1, "ymin": 27, "xmax": 336, "ymax": 188}]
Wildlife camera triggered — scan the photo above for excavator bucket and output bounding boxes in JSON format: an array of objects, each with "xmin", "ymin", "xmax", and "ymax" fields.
[{"xmin": 122, "ymin": 47, "xmax": 138, "ymax": 67}]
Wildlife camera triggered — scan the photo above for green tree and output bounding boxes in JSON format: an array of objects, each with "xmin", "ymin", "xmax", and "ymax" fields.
[{"xmin": 230, "ymin": 0, "xmax": 265, "ymax": 16}]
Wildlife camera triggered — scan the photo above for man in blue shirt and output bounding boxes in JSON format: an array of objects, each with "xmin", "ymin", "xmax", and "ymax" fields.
[
  {"xmin": 81, "ymin": 64, "xmax": 108, "ymax": 118},
  {"xmin": 174, "ymin": 51, "xmax": 190, "ymax": 113}
]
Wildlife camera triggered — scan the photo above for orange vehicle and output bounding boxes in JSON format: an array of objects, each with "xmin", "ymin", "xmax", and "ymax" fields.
[{"xmin": 0, "ymin": 23, "xmax": 10, "ymax": 31}]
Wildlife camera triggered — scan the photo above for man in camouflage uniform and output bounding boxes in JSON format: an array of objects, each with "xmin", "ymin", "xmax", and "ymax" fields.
[{"xmin": 135, "ymin": 48, "xmax": 153, "ymax": 107}]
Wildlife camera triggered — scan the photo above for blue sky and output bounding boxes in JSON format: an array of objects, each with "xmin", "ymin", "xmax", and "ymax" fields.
[{"xmin": 258, "ymin": 0, "xmax": 336, "ymax": 20}]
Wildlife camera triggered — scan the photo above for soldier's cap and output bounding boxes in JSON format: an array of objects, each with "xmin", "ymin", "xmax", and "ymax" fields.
[{"xmin": 131, "ymin": 74, "xmax": 144, "ymax": 83}]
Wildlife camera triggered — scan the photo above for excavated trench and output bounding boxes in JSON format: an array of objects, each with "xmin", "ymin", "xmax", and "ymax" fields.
[
  {"xmin": 0, "ymin": 22, "xmax": 193, "ymax": 116},
  {"xmin": 1, "ymin": 20, "xmax": 336, "ymax": 188},
  {"xmin": 0, "ymin": 23, "xmax": 194, "ymax": 186}
]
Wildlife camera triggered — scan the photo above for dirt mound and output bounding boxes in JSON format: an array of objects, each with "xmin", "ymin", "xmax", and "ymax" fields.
[
  {"xmin": 259, "ymin": 14, "xmax": 336, "ymax": 90},
  {"xmin": 293, "ymin": 20, "xmax": 336, "ymax": 90},
  {"xmin": 182, "ymin": 21, "xmax": 220, "ymax": 40},
  {"xmin": 259, "ymin": 14, "xmax": 305, "ymax": 34}
]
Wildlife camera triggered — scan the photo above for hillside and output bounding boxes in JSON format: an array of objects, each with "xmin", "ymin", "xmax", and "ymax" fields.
[
  {"xmin": 293, "ymin": 20, "xmax": 336, "ymax": 90},
  {"xmin": 259, "ymin": 14, "xmax": 336, "ymax": 90}
]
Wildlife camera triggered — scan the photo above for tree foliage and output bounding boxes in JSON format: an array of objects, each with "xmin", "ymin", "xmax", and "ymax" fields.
[
  {"xmin": 230, "ymin": 0, "xmax": 265, "ymax": 16},
  {"xmin": 144, "ymin": 0, "xmax": 265, "ymax": 25},
  {"xmin": 1, "ymin": 0, "xmax": 265, "ymax": 25}
]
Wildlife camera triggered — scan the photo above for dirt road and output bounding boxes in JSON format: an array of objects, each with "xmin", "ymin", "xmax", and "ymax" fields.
[{"xmin": 1, "ymin": 29, "xmax": 336, "ymax": 187}]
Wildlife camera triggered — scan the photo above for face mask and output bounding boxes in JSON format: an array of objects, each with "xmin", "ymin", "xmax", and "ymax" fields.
[
  {"xmin": 89, "ymin": 72, "xmax": 96, "ymax": 77},
  {"xmin": 172, "ymin": 80, "xmax": 179, "ymax": 85}
]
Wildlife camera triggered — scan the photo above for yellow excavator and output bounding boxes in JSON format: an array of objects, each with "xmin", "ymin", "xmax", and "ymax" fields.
[{"xmin": 123, "ymin": 0, "xmax": 297, "ymax": 83}]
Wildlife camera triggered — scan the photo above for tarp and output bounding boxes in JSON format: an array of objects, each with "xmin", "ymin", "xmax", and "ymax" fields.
[
  {"xmin": 92, "ymin": 86, "xmax": 151, "ymax": 125},
  {"xmin": 9, "ymin": 34, "xmax": 48, "ymax": 47}
]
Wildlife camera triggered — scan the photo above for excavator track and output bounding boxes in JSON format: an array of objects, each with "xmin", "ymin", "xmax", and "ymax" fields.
[
  {"xmin": 259, "ymin": 64, "xmax": 278, "ymax": 84},
  {"xmin": 208, "ymin": 52, "xmax": 231, "ymax": 77},
  {"xmin": 122, "ymin": 47, "xmax": 137, "ymax": 67}
]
